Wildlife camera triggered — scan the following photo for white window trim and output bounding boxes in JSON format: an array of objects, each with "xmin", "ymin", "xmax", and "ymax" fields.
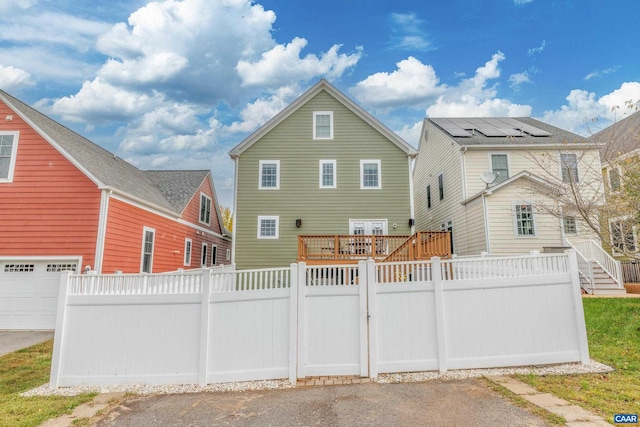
[
  {"xmin": 313, "ymin": 111, "xmax": 334, "ymax": 140},
  {"xmin": 562, "ymin": 216, "xmax": 578, "ymax": 235},
  {"xmin": 211, "ymin": 244, "xmax": 218, "ymax": 266},
  {"xmin": 184, "ymin": 238, "xmax": 192, "ymax": 266},
  {"xmin": 489, "ymin": 152, "xmax": 510, "ymax": 183},
  {"xmin": 258, "ymin": 215, "xmax": 280, "ymax": 239},
  {"xmin": 0, "ymin": 131, "xmax": 19, "ymax": 183},
  {"xmin": 513, "ymin": 202, "xmax": 537, "ymax": 238},
  {"xmin": 140, "ymin": 227, "xmax": 155, "ymax": 273},
  {"xmin": 259, "ymin": 160, "xmax": 280, "ymax": 190},
  {"xmin": 360, "ymin": 160, "xmax": 382, "ymax": 189},
  {"xmin": 319, "ymin": 159, "xmax": 337, "ymax": 189},
  {"xmin": 199, "ymin": 193, "xmax": 212, "ymax": 225},
  {"xmin": 559, "ymin": 152, "xmax": 579, "ymax": 183},
  {"xmin": 201, "ymin": 242, "xmax": 208, "ymax": 267},
  {"xmin": 608, "ymin": 216, "xmax": 638, "ymax": 256}
]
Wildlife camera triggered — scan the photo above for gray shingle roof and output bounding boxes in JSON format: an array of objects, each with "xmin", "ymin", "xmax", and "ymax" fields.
[
  {"xmin": 588, "ymin": 110, "xmax": 640, "ymax": 160},
  {"xmin": 145, "ymin": 170, "xmax": 209, "ymax": 213},
  {"xmin": 0, "ymin": 89, "xmax": 202, "ymax": 215},
  {"xmin": 427, "ymin": 117, "xmax": 586, "ymax": 146}
]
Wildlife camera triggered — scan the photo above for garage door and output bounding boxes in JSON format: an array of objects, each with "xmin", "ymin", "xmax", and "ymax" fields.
[{"xmin": 0, "ymin": 260, "xmax": 78, "ymax": 330}]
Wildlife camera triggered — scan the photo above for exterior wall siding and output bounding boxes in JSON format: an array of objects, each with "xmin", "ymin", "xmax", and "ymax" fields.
[
  {"xmin": 485, "ymin": 185, "xmax": 565, "ymax": 254},
  {"xmin": 413, "ymin": 121, "xmax": 465, "ymax": 253},
  {"xmin": 102, "ymin": 198, "xmax": 231, "ymax": 274},
  {"xmin": 0, "ymin": 100, "xmax": 100, "ymax": 264},
  {"xmin": 235, "ymin": 90, "xmax": 412, "ymax": 269},
  {"xmin": 462, "ymin": 197, "xmax": 487, "ymax": 255}
]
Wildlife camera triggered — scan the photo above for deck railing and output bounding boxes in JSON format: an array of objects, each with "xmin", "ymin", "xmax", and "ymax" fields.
[
  {"xmin": 298, "ymin": 235, "xmax": 410, "ymax": 264},
  {"xmin": 298, "ymin": 231, "xmax": 451, "ymax": 264},
  {"xmin": 383, "ymin": 231, "xmax": 451, "ymax": 262}
]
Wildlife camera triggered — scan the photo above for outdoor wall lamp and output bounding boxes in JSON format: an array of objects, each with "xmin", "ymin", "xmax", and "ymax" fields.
[{"xmin": 295, "ymin": 219, "xmax": 302, "ymax": 227}]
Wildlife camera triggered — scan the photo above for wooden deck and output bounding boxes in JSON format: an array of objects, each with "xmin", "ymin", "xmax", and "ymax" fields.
[{"xmin": 298, "ymin": 231, "xmax": 451, "ymax": 264}]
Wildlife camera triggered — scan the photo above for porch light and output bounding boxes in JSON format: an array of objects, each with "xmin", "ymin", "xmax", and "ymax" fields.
[{"xmin": 296, "ymin": 219, "xmax": 302, "ymax": 227}]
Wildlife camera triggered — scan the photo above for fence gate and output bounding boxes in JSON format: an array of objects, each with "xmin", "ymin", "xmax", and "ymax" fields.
[{"xmin": 296, "ymin": 263, "xmax": 369, "ymax": 378}]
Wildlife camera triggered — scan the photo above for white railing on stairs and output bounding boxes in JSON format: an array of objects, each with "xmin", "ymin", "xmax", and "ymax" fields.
[{"xmin": 566, "ymin": 239, "xmax": 623, "ymax": 289}]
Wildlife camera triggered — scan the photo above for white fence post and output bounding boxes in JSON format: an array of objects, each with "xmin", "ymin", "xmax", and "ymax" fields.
[
  {"xmin": 296, "ymin": 262, "xmax": 307, "ymax": 379},
  {"xmin": 50, "ymin": 271, "xmax": 71, "ymax": 388},
  {"xmin": 198, "ymin": 269, "xmax": 212, "ymax": 386},
  {"xmin": 566, "ymin": 250, "xmax": 590, "ymax": 364},
  {"xmin": 432, "ymin": 257, "xmax": 448, "ymax": 373},
  {"xmin": 365, "ymin": 258, "xmax": 378, "ymax": 379},
  {"xmin": 359, "ymin": 260, "xmax": 371, "ymax": 378},
  {"xmin": 288, "ymin": 263, "xmax": 299, "ymax": 384}
]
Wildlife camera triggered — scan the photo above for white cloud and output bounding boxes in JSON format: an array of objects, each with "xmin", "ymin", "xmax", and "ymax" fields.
[
  {"xmin": 527, "ymin": 40, "xmax": 546, "ymax": 56},
  {"xmin": 394, "ymin": 120, "xmax": 423, "ymax": 148},
  {"xmin": 389, "ymin": 13, "xmax": 431, "ymax": 51},
  {"xmin": 584, "ymin": 65, "xmax": 621, "ymax": 81},
  {"xmin": 225, "ymin": 86, "xmax": 297, "ymax": 134},
  {"xmin": 541, "ymin": 82, "xmax": 640, "ymax": 134},
  {"xmin": 426, "ymin": 52, "xmax": 532, "ymax": 117},
  {"xmin": 51, "ymin": 77, "xmax": 163, "ymax": 123},
  {"xmin": 509, "ymin": 71, "xmax": 532, "ymax": 90},
  {"xmin": 236, "ymin": 37, "xmax": 362, "ymax": 88},
  {"xmin": 0, "ymin": 64, "xmax": 34, "ymax": 90},
  {"xmin": 0, "ymin": 0, "xmax": 37, "ymax": 13},
  {"xmin": 351, "ymin": 57, "xmax": 445, "ymax": 110},
  {"xmin": 514, "ymin": 0, "xmax": 533, "ymax": 4}
]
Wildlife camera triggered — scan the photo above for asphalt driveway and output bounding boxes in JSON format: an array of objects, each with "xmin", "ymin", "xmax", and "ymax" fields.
[
  {"xmin": 0, "ymin": 330, "xmax": 54, "ymax": 357},
  {"xmin": 94, "ymin": 379, "xmax": 552, "ymax": 427}
]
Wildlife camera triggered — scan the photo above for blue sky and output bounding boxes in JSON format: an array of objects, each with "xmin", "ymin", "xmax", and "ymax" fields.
[{"xmin": 1, "ymin": 0, "xmax": 639, "ymax": 207}]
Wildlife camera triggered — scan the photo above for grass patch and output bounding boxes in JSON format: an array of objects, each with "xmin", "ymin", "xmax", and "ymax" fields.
[
  {"xmin": 0, "ymin": 340, "xmax": 95, "ymax": 427},
  {"xmin": 517, "ymin": 298, "xmax": 640, "ymax": 424},
  {"xmin": 480, "ymin": 377, "xmax": 566, "ymax": 426}
]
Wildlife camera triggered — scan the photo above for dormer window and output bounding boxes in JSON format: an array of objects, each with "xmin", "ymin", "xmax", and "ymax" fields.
[{"xmin": 313, "ymin": 111, "xmax": 333, "ymax": 139}]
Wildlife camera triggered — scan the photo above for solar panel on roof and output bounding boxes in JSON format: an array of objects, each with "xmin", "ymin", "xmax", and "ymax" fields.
[
  {"xmin": 431, "ymin": 118, "xmax": 473, "ymax": 137},
  {"xmin": 519, "ymin": 124, "xmax": 552, "ymax": 136},
  {"xmin": 498, "ymin": 128, "xmax": 523, "ymax": 136},
  {"xmin": 476, "ymin": 128, "xmax": 506, "ymax": 137}
]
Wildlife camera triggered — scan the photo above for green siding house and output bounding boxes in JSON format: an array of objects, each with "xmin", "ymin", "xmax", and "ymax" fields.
[{"xmin": 229, "ymin": 80, "xmax": 418, "ymax": 269}]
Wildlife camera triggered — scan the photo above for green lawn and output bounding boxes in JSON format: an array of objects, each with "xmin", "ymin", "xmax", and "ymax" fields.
[
  {"xmin": 0, "ymin": 340, "xmax": 95, "ymax": 427},
  {"xmin": 517, "ymin": 298, "xmax": 640, "ymax": 424}
]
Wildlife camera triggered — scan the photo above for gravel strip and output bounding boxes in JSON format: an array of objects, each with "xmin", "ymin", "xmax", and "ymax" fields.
[{"xmin": 21, "ymin": 359, "xmax": 612, "ymax": 397}]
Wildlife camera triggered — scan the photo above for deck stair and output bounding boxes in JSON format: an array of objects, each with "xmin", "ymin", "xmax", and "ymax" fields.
[{"xmin": 567, "ymin": 239, "xmax": 626, "ymax": 295}]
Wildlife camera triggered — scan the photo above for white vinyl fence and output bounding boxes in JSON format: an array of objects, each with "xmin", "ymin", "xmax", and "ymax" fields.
[{"xmin": 50, "ymin": 252, "xmax": 589, "ymax": 387}]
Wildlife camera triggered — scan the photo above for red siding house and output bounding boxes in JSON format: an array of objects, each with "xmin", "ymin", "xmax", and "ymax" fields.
[{"xmin": 0, "ymin": 89, "xmax": 231, "ymax": 329}]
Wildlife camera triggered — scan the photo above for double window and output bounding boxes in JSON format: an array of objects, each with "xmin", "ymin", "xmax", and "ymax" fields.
[
  {"xmin": 360, "ymin": 160, "xmax": 381, "ymax": 189},
  {"xmin": 514, "ymin": 203, "xmax": 536, "ymax": 237},
  {"xmin": 319, "ymin": 160, "xmax": 336, "ymax": 188},
  {"xmin": 199, "ymin": 194, "xmax": 211, "ymax": 225},
  {"xmin": 259, "ymin": 160, "xmax": 280, "ymax": 189},
  {"xmin": 258, "ymin": 216, "xmax": 279, "ymax": 239},
  {"xmin": 560, "ymin": 153, "xmax": 579, "ymax": 183},
  {"xmin": 0, "ymin": 132, "xmax": 19, "ymax": 182},
  {"xmin": 313, "ymin": 111, "xmax": 333, "ymax": 139}
]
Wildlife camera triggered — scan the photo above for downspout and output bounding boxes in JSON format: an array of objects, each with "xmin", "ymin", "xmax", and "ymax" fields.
[
  {"xmin": 482, "ymin": 191, "xmax": 491, "ymax": 254},
  {"xmin": 231, "ymin": 156, "xmax": 239, "ymax": 265},
  {"xmin": 408, "ymin": 155, "xmax": 416, "ymax": 234},
  {"xmin": 460, "ymin": 147, "xmax": 468, "ymax": 200},
  {"xmin": 94, "ymin": 189, "xmax": 111, "ymax": 273}
]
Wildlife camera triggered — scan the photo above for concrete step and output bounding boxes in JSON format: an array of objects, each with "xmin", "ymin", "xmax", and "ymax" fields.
[{"xmin": 590, "ymin": 288, "xmax": 627, "ymax": 295}]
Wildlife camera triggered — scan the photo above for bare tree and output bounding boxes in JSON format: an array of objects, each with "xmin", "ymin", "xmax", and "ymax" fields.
[{"xmin": 523, "ymin": 102, "xmax": 640, "ymax": 259}]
